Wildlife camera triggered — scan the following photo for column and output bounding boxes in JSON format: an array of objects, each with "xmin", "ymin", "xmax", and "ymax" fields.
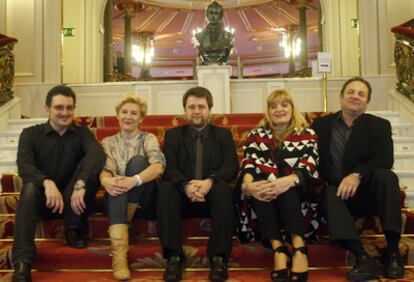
[
  {"xmin": 124, "ymin": 4, "xmax": 134, "ymax": 76},
  {"xmin": 298, "ymin": 0, "xmax": 308, "ymax": 69},
  {"xmin": 103, "ymin": 0, "xmax": 113, "ymax": 82}
]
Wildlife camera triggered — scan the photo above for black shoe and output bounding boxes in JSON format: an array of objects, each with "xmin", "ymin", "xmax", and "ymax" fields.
[
  {"xmin": 384, "ymin": 251, "xmax": 405, "ymax": 278},
  {"xmin": 163, "ymin": 256, "xmax": 184, "ymax": 282},
  {"xmin": 209, "ymin": 256, "xmax": 228, "ymax": 282},
  {"xmin": 346, "ymin": 254, "xmax": 380, "ymax": 281},
  {"xmin": 65, "ymin": 228, "xmax": 87, "ymax": 249},
  {"xmin": 12, "ymin": 262, "xmax": 32, "ymax": 282}
]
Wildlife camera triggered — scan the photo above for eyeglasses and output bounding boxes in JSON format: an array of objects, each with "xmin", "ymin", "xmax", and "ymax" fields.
[{"xmin": 51, "ymin": 105, "xmax": 76, "ymax": 111}]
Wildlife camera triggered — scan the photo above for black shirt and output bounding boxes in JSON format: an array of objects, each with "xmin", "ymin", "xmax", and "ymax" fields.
[
  {"xmin": 17, "ymin": 121, "xmax": 105, "ymax": 189},
  {"xmin": 327, "ymin": 112, "xmax": 359, "ymax": 185}
]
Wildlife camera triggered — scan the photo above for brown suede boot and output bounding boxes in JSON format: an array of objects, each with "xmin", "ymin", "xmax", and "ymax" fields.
[
  {"xmin": 127, "ymin": 203, "xmax": 139, "ymax": 243},
  {"xmin": 109, "ymin": 224, "xmax": 130, "ymax": 280}
]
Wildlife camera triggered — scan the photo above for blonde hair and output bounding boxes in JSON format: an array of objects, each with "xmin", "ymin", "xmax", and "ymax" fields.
[
  {"xmin": 262, "ymin": 89, "xmax": 307, "ymax": 141},
  {"xmin": 115, "ymin": 94, "xmax": 148, "ymax": 118}
]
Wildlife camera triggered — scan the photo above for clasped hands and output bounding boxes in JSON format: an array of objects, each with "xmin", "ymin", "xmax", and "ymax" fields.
[
  {"xmin": 245, "ymin": 176, "xmax": 294, "ymax": 202},
  {"xmin": 184, "ymin": 179, "xmax": 213, "ymax": 202},
  {"xmin": 101, "ymin": 175, "xmax": 137, "ymax": 197}
]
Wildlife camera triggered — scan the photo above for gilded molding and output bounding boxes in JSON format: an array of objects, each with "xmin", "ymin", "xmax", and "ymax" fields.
[
  {"xmin": 0, "ymin": 42, "xmax": 16, "ymax": 105},
  {"xmin": 394, "ymin": 34, "xmax": 414, "ymax": 102}
]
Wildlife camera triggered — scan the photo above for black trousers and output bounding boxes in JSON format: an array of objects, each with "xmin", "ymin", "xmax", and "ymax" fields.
[
  {"xmin": 106, "ymin": 155, "xmax": 157, "ymax": 224},
  {"xmin": 323, "ymin": 169, "xmax": 402, "ymax": 241},
  {"xmin": 12, "ymin": 170, "xmax": 101, "ymax": 265},
  {"xmin": 251, "ymin": 186, "xmax": 304, "ymax": 247},
  {"xmin": 156, "ymin": 180, "xmax": 234, "ymax": 261}
]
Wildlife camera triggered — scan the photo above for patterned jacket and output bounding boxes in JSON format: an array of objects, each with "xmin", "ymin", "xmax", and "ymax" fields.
[
  {"xmin": 241, "ymin": 125, "xmax": 320, "ymax": 193},
  {"xmin": 236, "ymin": 125, "xmax": 323, "ymax": 243}
]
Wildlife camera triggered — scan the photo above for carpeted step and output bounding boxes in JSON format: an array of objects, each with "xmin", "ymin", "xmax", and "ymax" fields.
[
  {"xmin": 2, "ymin": 268, "xmax": 412, "ymax": 282},
  {"xmin": 0, "ymin": 269, "xmax": 352, "ymax": 282},
  {"xmin": 0, "ymin": 239, "xmax": 349, "ymax": 270},
  {"xmin": 0, "ymin": 237, "xmax": 411, "ymax": 270}
]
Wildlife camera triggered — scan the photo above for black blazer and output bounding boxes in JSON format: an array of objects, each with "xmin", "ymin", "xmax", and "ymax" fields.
[
  {"xmin": 312, "ymin": 112, "xmax": 394, "ymax": 185},
  {"xmin": 162, "ymin": 124, "xmax": 239, "ymax": 190}
]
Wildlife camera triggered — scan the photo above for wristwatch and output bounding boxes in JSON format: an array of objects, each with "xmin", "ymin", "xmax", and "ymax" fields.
[
  {"xmin": 352, "ymin": 172, "xmax": 362, "ymax": 180},
  {"xmin": 74, "ymin": 180, "xmax": 86, "ymax": 191}
]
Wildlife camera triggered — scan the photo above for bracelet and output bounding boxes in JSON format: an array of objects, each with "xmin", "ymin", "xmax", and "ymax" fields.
[{"xmin": 135, "ymin": 175, "xmax": 143, "ymax": 187}]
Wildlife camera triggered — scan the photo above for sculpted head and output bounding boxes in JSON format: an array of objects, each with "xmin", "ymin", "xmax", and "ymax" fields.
[{"xmin": 206, "ymin": 1, "xmax": 224, "ymax": 24}]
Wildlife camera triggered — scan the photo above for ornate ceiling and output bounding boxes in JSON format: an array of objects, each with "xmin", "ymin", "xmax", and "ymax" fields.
[
  {"xmin": 137, "ymin": 0, "xmax": 274, "ymax": 9},
  {"xmin": 111, "ymin": 0, "xmax": 320, "ymax": 78}
]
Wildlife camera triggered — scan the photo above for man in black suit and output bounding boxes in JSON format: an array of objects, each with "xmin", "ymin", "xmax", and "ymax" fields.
[
  {"xmin": 157, "ymin": 86, "xmax": 239, "ymax": 282},
  {"xmin": 313, "ymin": 77, "xmax": 405, "ymax": 280}
]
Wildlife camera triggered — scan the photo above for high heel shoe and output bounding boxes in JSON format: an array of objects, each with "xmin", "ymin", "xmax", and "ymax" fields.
[
  {"xmin": 290, "ymin": 246, "xmax": 308, "ymax": 282},
  {"xmin": 271, "ymin": 245, "xmax": 290, "ymax": 282}
]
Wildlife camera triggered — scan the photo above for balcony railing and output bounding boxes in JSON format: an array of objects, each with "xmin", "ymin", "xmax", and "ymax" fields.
[
  {"xmin": 391, "ymin": 19, "xmax": 414, "ymax": 102},
  {"xmin": 0, "ymin": 34, "xmax": 17, "ymax": 106}
]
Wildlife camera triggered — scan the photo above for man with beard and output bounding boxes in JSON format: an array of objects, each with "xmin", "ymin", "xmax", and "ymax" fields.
[
  {"xmin": 12, "ymin": 85, "xmax": 105, "ymax": 282},
  {"xmin": 157, "ymin": 86, "xmax": 239, "ymax": 282}
]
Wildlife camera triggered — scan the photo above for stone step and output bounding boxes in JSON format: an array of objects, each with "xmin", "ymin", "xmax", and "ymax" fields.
[
  {"xmin": 394, "ymin": 152, "xmax": 414, "ymax": 170},
  {"xmin": 394, "ymin": 169, "xmax": 414, "ymax": 194},
  {"xmin": 0, "ymin": 144, "xmax": 17, "ymax": 159},
  {"xmin": 393, "ymin": 137, "xmax": 414, "ymax": 153},
  {"xmin": 367, "ymin": 110, "xmax": 401, "ymax": 123},
  {"xmin": 0, "ymin": 160, "xmax": 17, "ymax": 175},
  {"xmin": 0, "ymin": 130, "xmax": 19, "ymax": 145},
  {"xmin": 7, "ymin": 118, "xmax": 46, "ymax": 131},
  {"xmin": 391, "ymin": 122, "xmax": 412, "ymax": 137}
]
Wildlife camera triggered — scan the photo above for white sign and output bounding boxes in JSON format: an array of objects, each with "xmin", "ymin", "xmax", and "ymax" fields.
[{"xmin": 317, "ymin": 52, "xmax": 332, "ymax": 73}]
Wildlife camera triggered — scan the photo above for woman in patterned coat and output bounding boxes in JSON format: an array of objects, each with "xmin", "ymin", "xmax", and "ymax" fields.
[
  {"xmin": 240, "ymin": 89, "xmax": 321, "ymax": 282},
  {"xmin": 99, "ymin": 95, "xmax": 166, "ymax": 280}
]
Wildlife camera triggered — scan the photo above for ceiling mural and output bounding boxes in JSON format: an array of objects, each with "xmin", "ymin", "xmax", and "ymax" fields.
[{"xmin": 111, "ymin": 0, "xmax": 320, "ymax": 79}]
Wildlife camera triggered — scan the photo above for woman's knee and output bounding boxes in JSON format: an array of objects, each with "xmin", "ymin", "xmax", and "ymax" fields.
[{"xmin": 125, "ymin": 155, "xmax": 149, "ymax": 176}]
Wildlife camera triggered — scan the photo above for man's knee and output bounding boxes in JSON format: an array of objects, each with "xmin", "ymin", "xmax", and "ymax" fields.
[
  {"xmin": 19, "ymin": 183, "xmax": 42, "ymax": 204},
  {"xmin": 125, "ymin": 155, "xmax": 148, "ymax": 176},
  {"xmin": 372, "ymin": 169, "xmax": 398, "ymax": 183},
  {"xmin": 157, "ymin": 182, "xmax": 180, "ymax": 202},
  {"xmin": 371, "ymin": 169, "xmax": 399, "ymax": 193},
  {"xmin": 210, "ymin": 181, "xmax": 233, "ymax": 202}
]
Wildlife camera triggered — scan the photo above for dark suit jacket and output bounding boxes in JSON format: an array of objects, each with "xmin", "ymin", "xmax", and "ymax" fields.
[
  {"xmin": 162, "ymin": 124, "xmax": 239, "ymax": 191},
  {"xmin": 312, "ymin": 112, "xmax": 394, "ymax": 185}
]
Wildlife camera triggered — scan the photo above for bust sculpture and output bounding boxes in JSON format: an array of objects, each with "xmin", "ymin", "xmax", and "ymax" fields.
[{"xmin": 195, "ymin": 1, "xmax": 234, "ymax": 65}]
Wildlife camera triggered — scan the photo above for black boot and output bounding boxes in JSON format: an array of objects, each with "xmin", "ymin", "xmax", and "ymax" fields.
[
  {"xmin": 65, "ymin": 228, "xmax": 87, "ymax": 248},
  {"xmin": 12, "ymin": 262, "xmax": 32, "ymax": 282},
  {"xmin": 384, "ymin": 251, "xmax": 405, "ymax": 279},
  {"xmin": 209, "ymin": 256, "xmax": 228, "ymax": 282},
  {"xmin": 163, "ymin": 256, "xmax": 184, "ymax": 282},
  {"xmin": 347, "ymin": 254, "xmax": 380, "ymax": 281}
]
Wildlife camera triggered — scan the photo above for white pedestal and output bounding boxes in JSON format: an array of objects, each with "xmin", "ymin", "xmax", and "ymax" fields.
[{"xmin": 197, "ymin": 65, "xmax": 232, "ymax": 113}]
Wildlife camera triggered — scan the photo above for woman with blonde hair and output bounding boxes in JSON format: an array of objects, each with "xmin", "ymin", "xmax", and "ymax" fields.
[
  {"xmin": 240, "ymin": 89, "xmax": 321, "ymax": 282},
  {"xmin": 100, "ymin": 94, "xmax": 165, "ymax": 280}
]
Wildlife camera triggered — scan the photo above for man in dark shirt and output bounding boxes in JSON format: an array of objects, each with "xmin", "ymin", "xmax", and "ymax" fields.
[
  {"xmin": 312, "ymin": 77, "xmax": 405, "ymax": 280},
  {"xmin": 12, "ymin": 85, "xmax": 105, "ymax": 282},
  {"xmin": 157, "ymin": 87, "xmax": 239, "ymax": 282}
]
